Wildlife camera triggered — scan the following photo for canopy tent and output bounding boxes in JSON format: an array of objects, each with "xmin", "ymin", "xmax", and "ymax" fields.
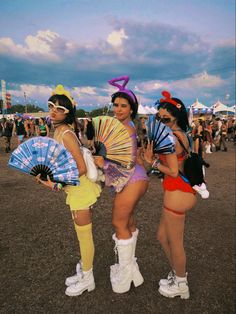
[
  {"xmin": 212, "ymin": 100, "xmax": 230, "ymax": 114},
  {"xmin": 138, "ymin": 104, "xmax": 157, "ymax": 115},
  {"xmin": 144, "ymin": 106, "xmax": 154, "ymax": 114},
  {"xmin": 137, "ymin": 104, "xmax": 148, "ymax": 115},
  {"xmin": 149, "ymin": 107, "xmax": 157, "ymax": 114},
  {"xmin": 227, "ymin": 105, "xmax": 235, "ymax": 113},
  {"xmin": 191, "ymin": 98, "xmax": 208, "ymax": 109}
]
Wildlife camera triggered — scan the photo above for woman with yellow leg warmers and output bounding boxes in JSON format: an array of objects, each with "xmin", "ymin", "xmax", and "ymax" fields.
[{"xmin": 36, "ymin": 85, "xmax": 101, "ymax": 296}]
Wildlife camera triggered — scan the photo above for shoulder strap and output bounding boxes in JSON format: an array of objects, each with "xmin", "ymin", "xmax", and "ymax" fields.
[
  {"xmin": 62, "ymin": 129, "xmax": 82, "ymax": 146},
  {"xmin": 173, "ymin": 133, "xmax": 189, "ymax": 154}
]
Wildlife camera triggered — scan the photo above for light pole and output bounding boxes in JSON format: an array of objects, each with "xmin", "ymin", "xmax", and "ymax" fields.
[{"xmin": 24, "ymin": 92, "xmax": 27, "ymax": 113}]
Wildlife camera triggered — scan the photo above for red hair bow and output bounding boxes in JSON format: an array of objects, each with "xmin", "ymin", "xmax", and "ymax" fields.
[{"xmin": 160, "ymin": 91, "xmax": 181, "ymax": 109}]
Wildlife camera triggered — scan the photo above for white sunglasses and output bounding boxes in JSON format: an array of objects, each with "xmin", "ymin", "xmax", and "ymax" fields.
[{"xmin": 48, "ymin": 101, "xmax": 69, "ymax": 114}]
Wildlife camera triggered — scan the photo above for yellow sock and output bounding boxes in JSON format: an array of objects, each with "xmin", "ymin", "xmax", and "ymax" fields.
[{"xmin": 74, "ymin": 223, "xmax": 94, "ymax": 272}]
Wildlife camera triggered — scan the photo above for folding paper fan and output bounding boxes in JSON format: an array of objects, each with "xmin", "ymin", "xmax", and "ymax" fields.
[
  {"xmin": 8, "ymin": 137, "xmax": 80, "ymax": 186},
  {"xmin": 146, "ymin": 115, "xmax": 175, "ymax": 154},
  {"xmin": 92, "ymin": 116, "xmax": 134, "ymax": 169}
]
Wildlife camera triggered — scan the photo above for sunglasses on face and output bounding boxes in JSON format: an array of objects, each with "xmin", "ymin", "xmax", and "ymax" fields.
[
  {"xmin": 48, "ymin": 101, "xmax": 69, "ymax": 114},
  {"xmin": 156, "ymin": 115, "xmax": 174, "ymax": 124}
]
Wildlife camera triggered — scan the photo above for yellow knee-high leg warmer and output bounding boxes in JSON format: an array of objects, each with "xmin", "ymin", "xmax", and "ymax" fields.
[{"xmin": 74, "ymin": 223, "xmax": 94, "ymax": 272}]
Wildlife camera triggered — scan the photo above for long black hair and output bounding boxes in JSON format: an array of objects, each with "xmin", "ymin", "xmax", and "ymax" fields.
[
  {"xmin": 48, "ymin": 94, "xmax": 81, "ymax": 139},
  {"xmin": 111, "ymin": 91, "xmax": 138, "ymax": 120},
  {"xmin": 158, "ymin": 97, "xmax": 189, "ymax": 132}
]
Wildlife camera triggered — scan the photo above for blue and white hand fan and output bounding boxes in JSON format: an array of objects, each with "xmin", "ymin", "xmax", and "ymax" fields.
[
  {"xmin": 8, "ymin": 136, "xmax": 80, "ymax": 186},
  {"xmin": 146, "ymin": 115, "xmax": 175, "ymax": 154}
]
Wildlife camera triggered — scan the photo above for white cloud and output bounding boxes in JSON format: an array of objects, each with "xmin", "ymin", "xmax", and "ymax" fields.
[
  {"xmin": 73, "ymin": 86, "xmax": 97, "ymax": 96},
  {"xmin": 9, "ymin": 84, "xmax": 53, "ymax": 102},
  {"xmin": 172, "ymin": 71, "xmax": 224, "ymax": 90},
  {"xmin": 106, "ymin": 28, "xmax": 128, "ymax": 54},
  {"xmin": 0, "ymin": 30, "xmax": 65, "ymax": 62}
]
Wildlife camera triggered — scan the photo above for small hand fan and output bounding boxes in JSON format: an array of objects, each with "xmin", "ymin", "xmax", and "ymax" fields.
[
  {"xmin": 8, "ymin": 136, "xmax": 80, "ymax": 186},
  {"xmin": 146, "ymin": 115, "xmax": 175, "ymax": 154},
  {"xmin": 92, "ymin": 116, "xmax": 134, "ymax": 169}
]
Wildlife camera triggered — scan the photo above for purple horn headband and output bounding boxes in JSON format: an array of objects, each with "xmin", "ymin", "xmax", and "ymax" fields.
[{"xmin": 108, "ymin": 76, "xmax": 136, "ymax": 103}]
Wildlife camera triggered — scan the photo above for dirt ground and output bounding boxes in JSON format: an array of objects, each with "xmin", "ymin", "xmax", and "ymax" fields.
[{"xmin": 0, "ymin": 136, "xmax": 235, "ymax": 314}]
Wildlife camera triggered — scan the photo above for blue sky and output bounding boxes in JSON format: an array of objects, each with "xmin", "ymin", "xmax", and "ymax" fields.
[{"xmin": 0, "ymin": 0, "xmax": 235, "ymax": 111}]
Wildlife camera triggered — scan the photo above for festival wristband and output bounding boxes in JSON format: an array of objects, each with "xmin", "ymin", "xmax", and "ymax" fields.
[{"xmin": 152, "ymin": 160, "xmax": 161, "ymax": 169}]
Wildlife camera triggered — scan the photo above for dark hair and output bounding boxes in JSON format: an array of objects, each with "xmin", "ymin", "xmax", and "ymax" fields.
[
  {"xmin": 48, "ymin": 94, "xmax": 80, "ymax": 138},
  {"xmin": 158, "ymin": 97, "xmax": 189, "ymax": 132},
  {"xmin": 111, "ymin": 91, "xmax": 138, "ymax": 119}
]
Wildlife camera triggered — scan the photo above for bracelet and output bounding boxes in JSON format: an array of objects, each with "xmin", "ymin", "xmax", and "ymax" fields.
[
  {"xmin": 152, "ymin": 160, "xmax": 161, "ymax": 169},
  {"xmin": 52, "ymin": 183, "xmax": 63, "ymax": 192}
]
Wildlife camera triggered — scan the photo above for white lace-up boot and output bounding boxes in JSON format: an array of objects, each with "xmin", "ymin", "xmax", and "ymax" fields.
[
  {"xmin": 65, "ymin": 268, "xmax": 95, "ymax": 296},
  {"xmin": 110, "ymin": 230, "xmax": 144, "ymax": 286},
  {"xmin": 65, "ymin": 261, "xmax": 83, "ymax": 286},
  {"xmin": 110, "ymin": 236, "xmax": 143, "ymax": 293},
  {"xmin": 159, "ymin": 269, "xmax": 176, "ymax": 286},
  {"xmin": 158, "ymin": 274, "xmax": 190, "ymax": 299},
  {"xmin": 130, "ymin": 229, "xmax": 144, "ymax": 285}
]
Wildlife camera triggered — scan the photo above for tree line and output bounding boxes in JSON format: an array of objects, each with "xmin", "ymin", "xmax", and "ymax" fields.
[{"xmin": 0, "ymin": 102, "xmax": 110, "ymax": 118}]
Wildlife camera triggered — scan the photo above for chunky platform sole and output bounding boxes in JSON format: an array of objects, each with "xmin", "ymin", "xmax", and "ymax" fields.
[
  {"xmin": 112, "ymin": 273, "xmax": 144, "ymax": 293},
  {"xmin": 158, "ymin": 287, "xmax": 190, "ymax": 299},
  {"xmin": 65, "ymin": 283, "xmax": 95, "ymax": 297}
]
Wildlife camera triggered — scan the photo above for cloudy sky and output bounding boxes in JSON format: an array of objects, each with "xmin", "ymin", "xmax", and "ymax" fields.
[{"xmin": 0, "ymin": 0, "xmax": 235, "ymax": 111}]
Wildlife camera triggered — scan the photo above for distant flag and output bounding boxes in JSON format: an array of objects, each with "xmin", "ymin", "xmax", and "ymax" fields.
[
  {"xmin": 1, "ymin": 79, "xmax": 6, "ymax": 109},
  {"xmin": 6, "ymin": 93, "xmax": 11, "ymax": 108}
]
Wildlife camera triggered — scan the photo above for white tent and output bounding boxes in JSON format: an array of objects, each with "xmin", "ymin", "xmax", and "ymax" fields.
[
  {"xmin": 228, "ymin": 105, "xmax": 235, "ymax": 113},
  {"xmin": 212, "ymin": 100, "xmax": 229, "ymax": 114},
  {"xmin": 150, "ymin": 107, "xmax": 157, "ymax": 114},
  {"xmin": 144, "ymin": 106, "xmax": 153, "ymax": 114},
  {"xmin": 138, "ymin": 104, "xmax": 148, "ymax": 115},
  {"xmin": 191, "ymin": 98, "xmax": 208, "ymax": 109}
]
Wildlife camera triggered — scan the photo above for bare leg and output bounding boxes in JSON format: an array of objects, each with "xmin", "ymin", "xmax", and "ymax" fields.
[
  {"xmin": 112, "ymin": 180, "xmax": 148, "ymax": 239},
  {"xmin": 164, "ymin": 210, "xmax": 186, "ymax": 277},
  {"xmin": 157, "ymin": 212, "xmax": 172, "ymax": 267}
]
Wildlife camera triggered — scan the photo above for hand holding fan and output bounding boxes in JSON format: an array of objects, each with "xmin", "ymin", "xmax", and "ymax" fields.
[
  {"xmin": 146, "ymin": 115, "xmax": 175, "ymax": 154},
  {"xmin": 92, "ymin": 116, "xmax": 134, "ymax": 169},
  {"xmin": 8, "ymin": 136, "xmax": 80, "ymax": 186}
]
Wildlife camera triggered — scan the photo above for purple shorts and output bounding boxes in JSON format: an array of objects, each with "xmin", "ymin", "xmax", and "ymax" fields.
[{"xmin": 128, "ymin": 164, "xmax": 149, "ymax": 185}]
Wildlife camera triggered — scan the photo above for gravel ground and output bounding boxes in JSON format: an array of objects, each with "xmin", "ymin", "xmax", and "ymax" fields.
[{"xmin": 0, "ymin": 136, "xmax": 235, "ymax": 314}]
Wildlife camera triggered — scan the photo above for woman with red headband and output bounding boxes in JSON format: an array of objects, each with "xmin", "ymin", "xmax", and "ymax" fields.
[
  {"xmin": 144, "ymin": 91, "xmax": 197, "ymax": 299},
  {"xmin": 94, "ymin": 76, "xmax": 149, "ymax": 294}
]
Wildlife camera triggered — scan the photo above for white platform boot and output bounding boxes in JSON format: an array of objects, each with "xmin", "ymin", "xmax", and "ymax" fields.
[
  {"xmin": 65, "ymin": 268, "xmax": 95, "ymax": 296},
  {"xmin": 110, "ymin": 230, "xmax": 144, "ymax": 286},
  {"xmin": 110, "ymin": 236, "xmax": 143, "ymax": 293},
  {"xmin": 130, "ymin": 229, "xmax": 144, "ymax": 286},
  {"xmin": 65, "ymin": 261, "xmax": 83, "ymax": 286},
  {"xmin": 158, "ymin": 273, "xmax": 190, "ymax": 299}
]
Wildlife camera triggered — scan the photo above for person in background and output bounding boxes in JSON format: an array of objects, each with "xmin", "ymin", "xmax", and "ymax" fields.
[
  {"xmin": 85, "ymin": 115, "xmax": 95, "ymax": 152},
  {"xmin": 2, "ymin": 118, "xmax": 13, "ymax": 152},
  {"xmin": 218, "ymin": 120, "xmax": 228, "ymax": 151},
  {"xmin": 12, "ymin": 114, "xmax": 27, "ymax": 146},
  {"xmin": 29, "ymin": 118, "xmax": 36, "ymax": 137},
  {"xmin": 36, "ymin": 117, "xmax": 49, "ymax": 137}
]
